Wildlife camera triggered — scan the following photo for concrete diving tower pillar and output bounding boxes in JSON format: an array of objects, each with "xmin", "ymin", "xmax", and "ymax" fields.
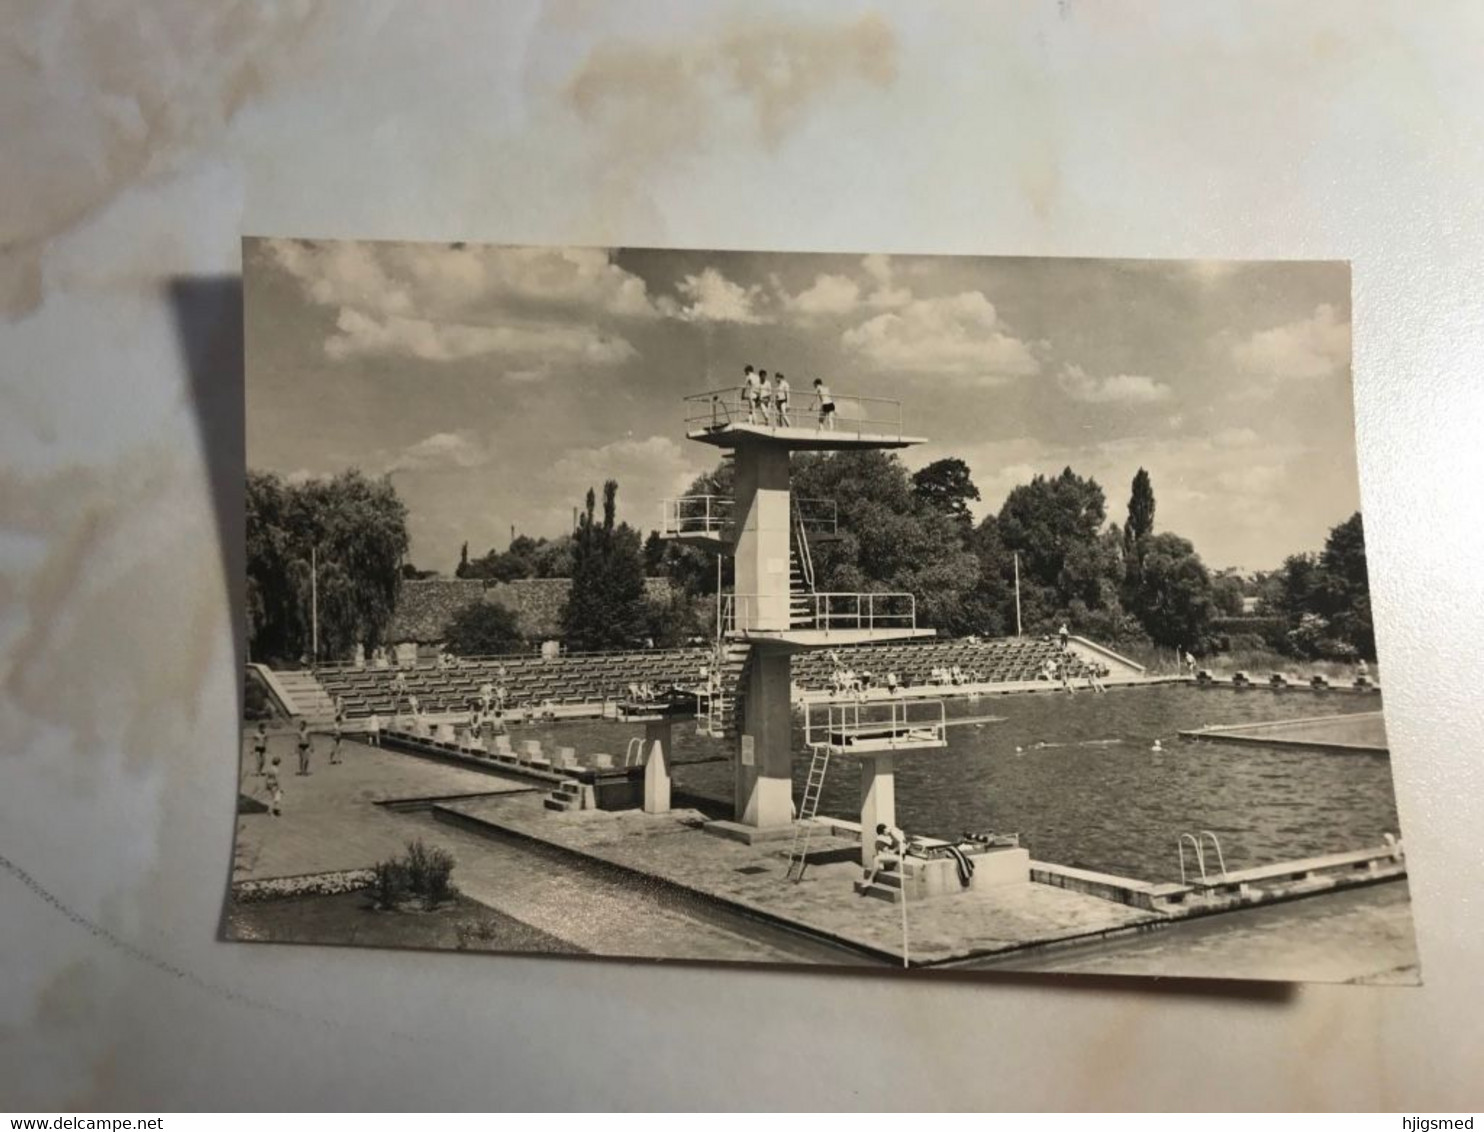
[{"xmin": 681, "ymin": 386, "xmax": 930, "ymax": 842}]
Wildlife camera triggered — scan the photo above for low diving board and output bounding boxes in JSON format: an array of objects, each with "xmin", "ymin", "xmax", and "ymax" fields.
[
  {"xmin": 612, "ymin": 691, "xmax": 698, "ymax": 722},
  {"xmin": 805, "ymin": 699, "xmax": 947, "ymax": 755}
]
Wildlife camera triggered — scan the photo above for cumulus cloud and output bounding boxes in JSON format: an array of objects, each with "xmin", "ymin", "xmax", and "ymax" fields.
[
  {"xmin": 325, "ymin": 307, "xmax": 636, "ymax": 366},
  {"xmin": 1231, "ymin": 303, "xmax": 1351, "ymax": 380},
  {"xmin": 841, "ymin": 292, "xmax": 1040, "ymax": 382},
  {"xmin": 1059, "ymin": 364, "xmax": 1172, "ymax": 404},
  {"xmin": 386, "ymin": 431, "xmax": 491, "ymax": 474},
  {"xmin": 778, "ymin": 255, "xmax": 914, "ymax": 320},
  {"xmin": 264, "ymin": 239, "xmax": 659, "ymax": 321},
  {"xmin": 259, "ymin": 238, "xmax": 654, "ymax": 366},
  {"xmin": 860, "ymin": 253, "xmax": 911, "ymax": 309},
  {"xmin": 673, "ymin": 267, "xmax": 767, "ymax": 324},
  {"xmin": 784, "ymin": 273, "xmax": 861, "ymax": 316}
]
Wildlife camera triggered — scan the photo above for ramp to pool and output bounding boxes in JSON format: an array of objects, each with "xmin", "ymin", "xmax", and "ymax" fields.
[{"xmin": 1180, "ymin": 711, "xmax": 1388, "ymax": 754}]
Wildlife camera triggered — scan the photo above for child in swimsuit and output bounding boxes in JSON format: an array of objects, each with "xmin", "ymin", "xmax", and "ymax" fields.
[
  {"xmin": 296, "ymin": 721, "xmax": 312, "ymax": 775},
  {"xmin": 252, "ymin": 721, "xmax": 268, "ymax": 775},
  {"xmin": 265, "ymin": 757, "xmax": 283, "ymax": 816}
]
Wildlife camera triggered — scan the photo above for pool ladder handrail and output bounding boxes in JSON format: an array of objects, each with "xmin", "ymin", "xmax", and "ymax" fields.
[
  {"xmin": 624, "ymin": 737, "xmax": 645, "ymax": 767},
  {"xmin": 1178, "ymin": 830, "xmax": 1229, "ymax": 884}
]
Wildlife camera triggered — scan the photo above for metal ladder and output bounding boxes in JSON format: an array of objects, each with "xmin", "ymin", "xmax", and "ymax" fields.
[
  {"xmin": 784, "ymin": 746, "xmax": 832, "ymax": 882},
  {"xmin": 1177, "ymin": 830, "xmax": 1229, "ymax": 884}
]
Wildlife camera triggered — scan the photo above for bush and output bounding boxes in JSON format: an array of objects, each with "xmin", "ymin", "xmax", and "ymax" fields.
[
  {"xmin": 370, "ymin": 859, "xmax": 408, "ymax": 908},
  {"xmin": 371, "ymin": 840, "xmax": 457, "ymax": 910},
  {"xmin": 402, "ymin": 839, "xmax": 457, "ymax": 909}
]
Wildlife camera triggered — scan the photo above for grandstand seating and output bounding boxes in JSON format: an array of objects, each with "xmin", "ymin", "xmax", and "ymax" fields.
[
  {"xmin": 316, "ymin": 648, "xmax": 710, "ymax": 719},
  {"xmin": 309, "ymin": 636, "xmax": 1126, "ymax": 719},
  {"xmin": 790, "ymin": 636, "xmax": 1108, "ymax": 691}
]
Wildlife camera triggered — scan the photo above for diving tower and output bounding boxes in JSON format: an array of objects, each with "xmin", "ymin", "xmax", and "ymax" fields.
[{"xmin": 663, "ymin": 382, "xmax": 943, "ymax": 848}]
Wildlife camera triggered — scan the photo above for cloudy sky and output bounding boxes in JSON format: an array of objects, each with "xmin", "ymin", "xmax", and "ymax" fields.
[{"xmin": 245, "ymin": 238, "xmax": 1355, "ymax": 573}]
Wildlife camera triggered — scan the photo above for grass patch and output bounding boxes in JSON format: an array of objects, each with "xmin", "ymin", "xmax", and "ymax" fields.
[{"xmin": 226, "ymin": 889, "xmax": 585, "ymax": 955}]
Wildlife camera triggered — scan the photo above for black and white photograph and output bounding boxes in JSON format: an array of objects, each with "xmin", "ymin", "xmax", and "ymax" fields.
[{"xmin": 231, "ymin": 237, "xmax": 1415, "ymax": 983}]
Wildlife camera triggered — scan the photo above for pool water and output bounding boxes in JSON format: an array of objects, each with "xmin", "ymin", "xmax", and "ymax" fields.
[{"xmin": 520, "ymin": 687, "xmax": 1401, "ymax": 884}]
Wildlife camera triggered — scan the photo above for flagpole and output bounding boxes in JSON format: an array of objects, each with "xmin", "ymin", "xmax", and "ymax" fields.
[
  {"xmin": 1014, "ymin": 552, "xmax": 1022, "ymax": 638},
  {"xmin": 310, "ymin": 544, "xmax": 319, "ymax": 664}
]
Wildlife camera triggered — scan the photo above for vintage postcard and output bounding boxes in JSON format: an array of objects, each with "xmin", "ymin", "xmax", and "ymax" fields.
[{"xmin": 231, "ymin": 238, "xmax": 1416, "ymax": 983}]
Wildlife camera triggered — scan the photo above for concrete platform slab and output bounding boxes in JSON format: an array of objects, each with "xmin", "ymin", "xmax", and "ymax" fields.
[{"xmin": 432, "ymin": 793, "xmax": 1158, "ymax": 967}]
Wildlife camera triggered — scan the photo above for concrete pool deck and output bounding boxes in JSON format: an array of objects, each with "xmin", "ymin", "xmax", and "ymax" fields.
[
  {"xmin": 428, "ymin": 791, "xmax": 1412, "ymax": 977},
  {"xmin": 432, "ymin": 793, "xmax": 1157, "ymax": 965},
  {"xmin": 1179, "ymin": 711, "xmax": 1389, "ymax": 754},
  {"xmin": 230, "ymin": 734, "xmax": 1415, "ymax": 980}
]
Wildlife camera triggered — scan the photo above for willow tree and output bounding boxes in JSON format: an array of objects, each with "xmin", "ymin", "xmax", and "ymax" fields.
[{"xmin": 245, "ymin": 469, "xmax": 409, "ymax": 663}]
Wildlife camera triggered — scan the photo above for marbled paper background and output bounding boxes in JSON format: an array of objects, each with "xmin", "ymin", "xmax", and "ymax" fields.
[{"xmin": 2, "ymin": 1, "xmax": 1481, "ymax": 1111}]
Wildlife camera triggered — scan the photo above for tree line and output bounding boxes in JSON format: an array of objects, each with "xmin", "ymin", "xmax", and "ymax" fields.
[
  {"xmin": 642, "ymin": 450, "xmax": 1374, "ymax": 660},
  {"xmin": 246, "ymin": 454, "xmax": 1376, "ymax": 664}
]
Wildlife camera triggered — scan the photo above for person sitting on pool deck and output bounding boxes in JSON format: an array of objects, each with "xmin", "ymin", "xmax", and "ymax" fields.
[
  {"xmin": 864, "ymin": 823, "xmax": 911, "ymax": 888},
  {"xmin": 1058, "ymin": 659, "xmax": 1077, "ymax": 695},
  {"xmin": 813, "ymin": 378, "xmax": 836, "ymax": 430}
]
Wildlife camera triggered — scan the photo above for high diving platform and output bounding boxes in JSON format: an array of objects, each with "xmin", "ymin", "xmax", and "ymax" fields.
[
  {"xmin": 687, "ymin": 421, "xmax": 929, "ymax": 451},
  {"xmin": 684, "ymin": 387, "xmax": 926, "ymax": 451},
  {"xmin": 674, "ymin": 376, "xmax": 943, "ymax": 848}
]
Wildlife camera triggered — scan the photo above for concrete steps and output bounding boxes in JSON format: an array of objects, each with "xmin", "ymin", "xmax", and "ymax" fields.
[
  {"xmin": 544, "ymin": 780, "xmax": 584, "ymax": 813},
  {"xmin": 854, "ymin": 870, "xmax": 904, "ymax": 903},
  {"xmin": 788, "ymin": 549, "xmax": 815, "ymax": 629},
  {"xmin": 271, "ymin": 669, "xmax": 338, "ymax": 723}
]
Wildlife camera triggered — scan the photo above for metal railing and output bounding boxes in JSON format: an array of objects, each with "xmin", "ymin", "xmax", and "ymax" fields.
[
  {"xmin": 804, "ymin": 697, "xmax": 947, "ymax": 751},
  {"xmin": 795, "ymin": 497, "xmax": 838, "ymax": 537},
  {"xmin": 684, "ymin": 385, "xmax": 907, "ymax": 440},
  {"xmin": 660, "ymin": 494, "xmax": 734, "ymax": 538},
  {"xmin": 722, "ymin": 591, "xmax": 917, "ymax": 634},
  {"xmin": 792, "ymin": 501, "xmax": 817, "ymax": 594},
  {"xmin": 660, "ymin": 494, "xmax": 839, "ymax": 540}
]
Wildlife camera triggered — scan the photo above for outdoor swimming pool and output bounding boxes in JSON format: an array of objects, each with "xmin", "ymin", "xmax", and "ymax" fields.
[{"xmin": 521, "ymin": 686, "xmax": 1399, "ymax": 883}]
